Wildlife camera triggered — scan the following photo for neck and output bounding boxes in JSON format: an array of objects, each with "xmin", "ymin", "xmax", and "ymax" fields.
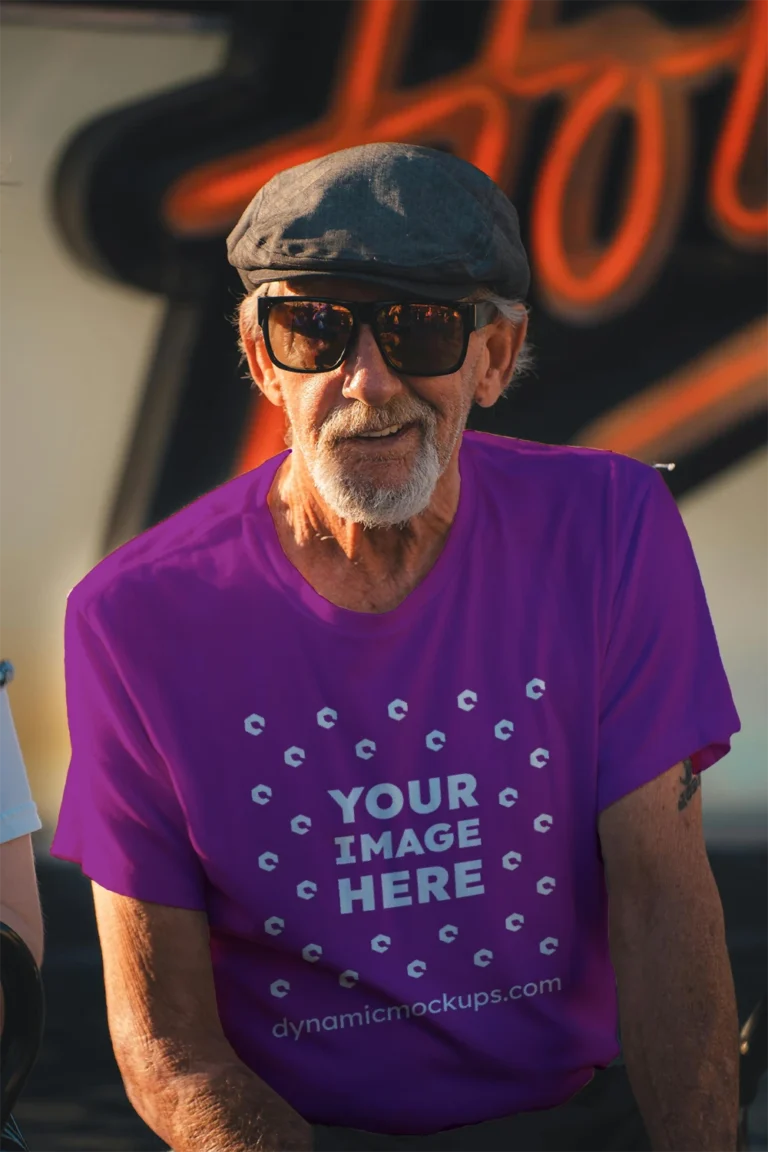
[{"xmin": 267, "ymin": 444, "xmax": 462, "ymax": 610}]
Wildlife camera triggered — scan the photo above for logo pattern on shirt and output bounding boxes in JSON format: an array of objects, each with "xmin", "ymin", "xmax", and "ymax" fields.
[{"xmin": 245, "ymin": 681, "xmax": 560, "ymax": 997}]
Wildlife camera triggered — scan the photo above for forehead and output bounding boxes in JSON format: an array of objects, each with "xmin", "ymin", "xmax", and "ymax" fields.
[{"xmin": 277, "ymin": 277, "xmax": 426, "ymax": 302}]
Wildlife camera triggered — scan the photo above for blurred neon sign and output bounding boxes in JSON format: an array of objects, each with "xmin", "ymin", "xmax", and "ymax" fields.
[
  {"xmin": 158, "ymin": 0, "xmax": 766, "ymax": 473},
  {"xmin": 164, "ymin": 0, "xmax": 766, "ymax": 326}
]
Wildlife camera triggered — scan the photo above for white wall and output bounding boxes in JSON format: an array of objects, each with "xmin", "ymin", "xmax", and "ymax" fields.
[
  {"xmin": 679, "ymin": 451, "xmax": 768, "ymax": 845},
  {"xmin": 1, "ymin": 21, "xmax": 765, "ymax": 846},
  {"xmin": 0, "ymin": 22, "xmax": 226, "ymax": 824}
]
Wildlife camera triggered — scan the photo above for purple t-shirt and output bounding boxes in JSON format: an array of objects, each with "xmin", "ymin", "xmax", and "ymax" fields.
[{"xmin": 52, "ymin": 432, "xmax": 739, "ymax": 1134}]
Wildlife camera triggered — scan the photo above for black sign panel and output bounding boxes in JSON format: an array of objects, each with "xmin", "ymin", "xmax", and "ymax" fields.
[{"xmin": 50, "ymin": 0, "xmax": 767, "ymax": 553}]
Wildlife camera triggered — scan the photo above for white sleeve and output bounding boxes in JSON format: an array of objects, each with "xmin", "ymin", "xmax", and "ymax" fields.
[{"xmin": 0, "ymin": 687, "xmax": 42, "ymax": 844}]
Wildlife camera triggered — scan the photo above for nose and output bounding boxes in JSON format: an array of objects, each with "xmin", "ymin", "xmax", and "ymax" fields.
[{"xmin": 341, "ymin": 324, "xmax": 407, "ymax": 407}]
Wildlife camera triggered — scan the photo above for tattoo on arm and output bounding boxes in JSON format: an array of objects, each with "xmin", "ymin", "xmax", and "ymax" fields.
[{"xmin": 678, "ymin": 757, "xmax": 701, "ymax": 811}]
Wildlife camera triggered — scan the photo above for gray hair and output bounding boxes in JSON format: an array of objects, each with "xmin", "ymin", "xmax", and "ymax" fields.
[
  {"xmin": 237, "ymin": 282, "xmax": 274, "ymax": 365},
  {"xmin": 237, "ymin": 282, "xmax": 533, "ymax": 388},
  {"xmin": 459, "ymin": 287, "xmax": 534, "ymax": 387}
]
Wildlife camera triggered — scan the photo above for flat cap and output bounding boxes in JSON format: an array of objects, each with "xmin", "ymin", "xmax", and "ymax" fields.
[{"xmin": 227, "ymin": 142, "xmax": 530, "ymax": 301}]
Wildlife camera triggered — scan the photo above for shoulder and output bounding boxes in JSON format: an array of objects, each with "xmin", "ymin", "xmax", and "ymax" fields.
[
  {"xmin": 462, "ymin": 430, "xmax": 659, "ymax": 506},
  {"xmin": 68, "ymin": 460, "xmax": 276, "ymax": 626}
]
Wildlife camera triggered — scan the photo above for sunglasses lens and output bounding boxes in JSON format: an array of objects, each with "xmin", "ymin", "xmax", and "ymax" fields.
[
  {"xmin": 267, "ymin": 301, "xmax": 354, "ymax": 371},
  {"xmin": 376, "ymin": 304, "xmax": 466, "ymax": 375}
]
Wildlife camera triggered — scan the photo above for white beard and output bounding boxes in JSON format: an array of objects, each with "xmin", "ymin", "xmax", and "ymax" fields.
[{"xmin": 305, "ymin": 430, "xmax": 444, "ymax": 529}]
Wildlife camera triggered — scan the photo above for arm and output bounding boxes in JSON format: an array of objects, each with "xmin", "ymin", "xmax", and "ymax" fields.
[
  {"xmin": 1, "ymin": 834, "xmax": 45, "ymax": 1034},
  {"xmin": 0, "ymin": 834, "xmax": 44, "ymax": 968},
  {"xmin": 92, "ymin": 884, "xmax": 312, "ymax": 1152},
  {"xmin": 1, "ymin": 683, "xmax": 44, "ymax": 1033},
  {"xmin": 599, "ymin": 760, "xmax": 739, "ymax": 1152}
]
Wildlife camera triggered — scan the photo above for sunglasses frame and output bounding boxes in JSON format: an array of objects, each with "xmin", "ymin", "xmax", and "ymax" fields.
[{"xmin": 256, "ymin": 296, "xmax": 498, "ymax": 377}]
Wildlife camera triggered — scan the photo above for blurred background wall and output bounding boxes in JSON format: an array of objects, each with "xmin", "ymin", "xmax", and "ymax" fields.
[
  {"xmin": 1, "ymin": 8, "xmax": 227, "ymax": 826},
  {"xmin": 0, "ymin": 2, "xmax": 764, "ymax": 847}
]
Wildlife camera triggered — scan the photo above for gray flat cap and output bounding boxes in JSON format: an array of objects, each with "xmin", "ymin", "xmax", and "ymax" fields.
[{"xmin": 227, "ymin": 142, "xmax": 530, "ymax": 301}]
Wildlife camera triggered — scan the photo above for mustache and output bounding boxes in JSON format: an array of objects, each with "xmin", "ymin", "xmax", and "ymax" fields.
[{"xmin": 320, "ymin": 398, "xmax": 437, "ymax": 443}]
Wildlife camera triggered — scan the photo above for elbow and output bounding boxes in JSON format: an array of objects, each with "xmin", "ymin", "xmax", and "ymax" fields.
[
  {"xmin": 608, "ymin": 878, "xmax": 730, "ymax": 979},
  {"xmin": 122, "ymin": 1073, "xmax": 164, "ymax": 1133},
  {"xmin": 111, "ymin": 1031, "xmax": 215, "ymax": 1145},
  {"xmin": 0, "ymin": 904, "xmax": 44, "ymax": 970},
  {"xmin": 112, "ymin": 1045, "xmax": 178, "ymax": 1142}
]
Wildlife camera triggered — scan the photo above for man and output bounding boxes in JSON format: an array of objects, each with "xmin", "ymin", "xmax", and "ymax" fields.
[{"xmin": 52, "ymin": 143, "xmax": 741, "ymax": 1152}]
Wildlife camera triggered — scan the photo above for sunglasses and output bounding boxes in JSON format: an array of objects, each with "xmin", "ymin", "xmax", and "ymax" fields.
[{"xmin": 257, "ymin": 297, "xmax": 497, "ymax": 377}]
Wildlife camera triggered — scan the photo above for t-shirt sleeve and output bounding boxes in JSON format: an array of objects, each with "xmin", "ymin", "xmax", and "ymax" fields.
[
  {"xmin": 597, "ymin": 464, "xmax": 740, "ymax": 813},
  {"xmin": 0, "ymin": 687, "xmax": 43, "ymax": 845},
  {"xmin": 50, "ymin": 593, "xmax": 206, "ymax": 909}
]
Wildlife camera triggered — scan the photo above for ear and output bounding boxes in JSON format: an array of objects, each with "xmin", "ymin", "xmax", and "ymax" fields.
[
  {"xmin": 473, "ymin": 312, "xmax": 529, "ymax": 408},
  {"xmin": 238, "ymin": 303, "xmax": 284, "ymax": 409}
]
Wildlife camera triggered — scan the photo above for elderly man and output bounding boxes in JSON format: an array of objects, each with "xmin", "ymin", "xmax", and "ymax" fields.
[{"xmin": 52, "ymin": 144, "xmax": 740, "ymax": 1152}]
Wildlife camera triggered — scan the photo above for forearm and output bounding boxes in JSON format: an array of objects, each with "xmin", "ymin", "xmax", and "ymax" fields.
[
  {"xmin": 124, "ymin": 1050, "xmax": 313, "ymax": 1152},
  {"xmin": 611, "ymin": 882, "xmax": 739, "ymax": 1151}
]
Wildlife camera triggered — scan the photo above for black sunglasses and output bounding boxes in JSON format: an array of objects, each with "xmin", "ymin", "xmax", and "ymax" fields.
[{"xmin": 257, "ymin": 297, "xmax": 497, "ymax": 377}]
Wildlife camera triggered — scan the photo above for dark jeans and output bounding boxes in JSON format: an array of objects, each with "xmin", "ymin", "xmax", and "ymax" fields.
[
  {"xmin": 312, "ymin": 1065, "xmax": 652, "ymax": 1152},
  {"xmin": 165, "ymin": 1064, "xmax": 654, "ymax": 1147}
]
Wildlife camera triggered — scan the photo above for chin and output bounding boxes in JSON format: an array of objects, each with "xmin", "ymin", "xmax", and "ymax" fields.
[
  {"xmin": 314, "ymin": 470, "xmax": 438, "ymax": 529},
  {"xmin": 304, "ymin": 434, "xmax": 446, "ymax": 526},
  {"xmin": 335, "ymin": 503, "xmax": 431, "ymax": 531}
]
